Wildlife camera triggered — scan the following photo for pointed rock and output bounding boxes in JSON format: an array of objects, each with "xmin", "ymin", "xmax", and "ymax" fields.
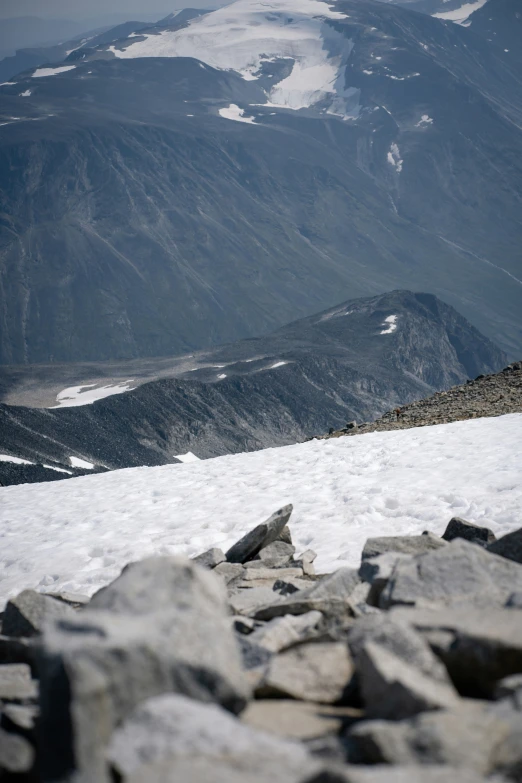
[
  {"xmin": 2, "ymin": 589, "xmax": 74, "ymax": 638},
  {"xmin": 488, "ymin": 527, "xmax": 522, "ymax": 564},
  {"xmin": 226, "ymin": 505, "xmax": 293, "ymax": 564},
  {"xmin": 442, "ymin": 517, "xmax": 496, "ymax": 546}
]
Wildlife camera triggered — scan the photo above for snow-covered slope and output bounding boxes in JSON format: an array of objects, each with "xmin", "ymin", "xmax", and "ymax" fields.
[
  {"xmin": 0, "ymin": 413, "xmax": 520, "ymax": 605},
  {"xmin": 107, "ymin": 0, "xmax": 359, "ymax": 114}
]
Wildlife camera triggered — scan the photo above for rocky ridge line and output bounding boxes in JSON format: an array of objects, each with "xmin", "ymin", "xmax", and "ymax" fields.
[
  {"xmin": 318, "ymin": 361, "xmax": 522, "ymax": 440},
  {"xmin": 1, "ymin": 505, "xmax": 522, "ymax": 781}
]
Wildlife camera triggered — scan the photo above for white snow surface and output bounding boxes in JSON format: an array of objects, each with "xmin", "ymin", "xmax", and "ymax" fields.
[
  {"xmin": 32, "ymin": 65, "xmax": 76, "ymax": 78},
  {"xmin": 1, "ymin": 414, "xmax": 521, "ymax": 605},
  {"xmin": 218, "ymin": 104, "xmax": 256, "ymax": 123},
  {"xmin": 52, "ymin": 381, "xmax": 135, "ymax": 408},
  {"xmin": 433, "ymin": 0, "xmax": 488, "ymax": 24},
  {"xmin": 106, "ymin": 0, "xmax": 358, "ymax": 114},
  {"xmin": 380, "ymin": 314, "xmax": 398, "ymax": 334},
  {"xmin": 69, "ymin": 457, "xmax": 95, "ymax": 470}
]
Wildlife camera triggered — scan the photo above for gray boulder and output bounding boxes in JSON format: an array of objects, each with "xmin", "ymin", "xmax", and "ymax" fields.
[
  {"xmin": 248, "ymin": 611, "xmax": 323, "ymax": 653},
  {"xmin": 390, "ymin": 606, "xmax": 522, "ymax": 697},
  {"xmin": 226, "ymin": 505, "xmax": 293, "ymax": 564},
  {"xmin": 357, "ymin": 641, "xmax": 458, "ymax": 720},
  {"xmin": 38, "ymin": 556, "xmax": 250, "ymax": 783},
  {"xmin": 0, "ymin": 663, "xmax": 38, "ymax": 701},
  {"xmin": 254, "ymin": 568, "xmax": 361, "ymax": 621},
  {"xmin": 213, "ymin": 562, "xmax": 245, "ymax": 584},
  {"xmin": 2, "ymin": 589, "xmax": 74, "ymax": 638},
  {"xmin": 381, "ymin": 539, "xmax": 522, "ymax": 610},
  {"xmin": 107, "ymin": 693, "xmax": 317, "ymax": 783},
  {"xmin": 242, "ymin": 699, "xmax": 360, "ymax": 741},
  {"xmin": 359, "ymin": 553, "xmax": 411, "ymax": 606},
  {"xmin": 0, "ymin": 726, "xmax": 34, "ymax": 775},
  {"xmin": 193, "ymin": 547, "xmax": 226, "ymax": 569},
  {"xmin": 252, "ymin": 541, "xmax": 296, "ymax": 567},
  {"xmin": 442, "ymin": 517, "xmax": 496, "ymax": 545},
  {"xmin": 361, "ymin": 533, "xmax": 446, "ymax": 561},
  {"xmin": 257, "ymin": 641, "xmax": 353, "ymax": 703},
  {"xmin": 488, "ymin": 527, "xmax": 522, "ymax": 564}
]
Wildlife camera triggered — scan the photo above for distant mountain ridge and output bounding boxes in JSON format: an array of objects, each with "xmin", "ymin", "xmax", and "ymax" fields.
[{"xmin": 0, "ymin": 291, "xmax": 507, "ymax": 486}]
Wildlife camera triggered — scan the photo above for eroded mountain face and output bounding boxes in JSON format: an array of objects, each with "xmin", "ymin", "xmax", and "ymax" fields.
[{"xmin": 0, "ymin": 0, "xmax": 521, "ymax": 365}]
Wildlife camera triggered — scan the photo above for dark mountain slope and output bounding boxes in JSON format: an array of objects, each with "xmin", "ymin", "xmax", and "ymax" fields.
[
  {"xmin": 0, "ymin": 0, "xmax": 521, "ymax": 364},
  {"xmin": 0, "ymin": 291, "xmax": 507, "ymax": 486}
]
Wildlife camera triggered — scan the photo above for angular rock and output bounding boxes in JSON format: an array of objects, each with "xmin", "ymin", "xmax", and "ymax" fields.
[
  {"xmin": 0, "ymin": 727, "xmax": 34, "ymax": 775},
  {"xmin": 278, "ymin": 525, "xmax": 293, "ymax": 545},
  {"xmin": 361, "ymin": 533, "xmax": 446, "ymax": 561},
  {"xmin": 233, "ymin": 616, "xmax": 257, "ymax": 634},
  {"xmin": 193, "ymin": 547, "xmax": 226, "ymax": 569},
  {"xmin": 48, "ymin": 591, "xmax": 91, "ymax": 606},
  {"xmin": 348, "ymin": 614, "xmax": 451, "ymax": 685},
  {"xmin": 252, "ymin": 541, "xmax": 296, "ymax": 567},
  {"xmin": 254, "ymin": 569, "xmax": 361, "ymax": 621},
  {"xmin": 494, "ymin": 673, "xmax": 522, "ymax": 701},
  {"xmin": 391, "ymin": 605, "xmax": 522, "ymax": 697},
  {"xmin": 442, "ymin": 517, "xmax": 496, "ymax": 545},
  {"xmin": 107, "ymin": 693, "xmax": 316, "ymax": 783},
  {"xmin": 248, "ymin": 611, "xmax": 323, "ymax": 653},
  {"xmin": 298, "ymin": 550, "xmax": 317, "ymax": 576},
  {"xmin": 348, "ymin": 701, "xmax": 521, "ymax": 778},
  {"xmin": 229, "ymin": 587, "xmax": 282, "ymax": 616},
  {"xmin": 0, "ymin": 663, "xmax": 38, "ymax": 701},
  {"xmin": 488, "ymin": 527, "xmax": 522, "ymax": 564},
  {"xmin": 226, "ymin": 505, "xmax": 293, "ymax": 564},
  {"xmin": 39, "ymin": 556, "xmax": 250, "ymax": 783},
  {"xmin": 257, "ymin": 642, "xmax": 353, "ymax": 703},
  {"xmin": 1, "ymin": 703, "xmax": 38, "ymax": 734},
  {"xmin": 381, "ymin": 538, "xmax": 522, "ymax": 610},
  {"xmin": 357, "ymin": 641, "xmax": 458, "ymax": 720},
  {"xmin": 2, "ymin": 589, "xmax": 74, "ymax": 638},
  {"xmin": 242, "ymin": 566, "xmax": 304, "ymax": 581},
  {"xmin": 213, "ymin": 561, "xmax": 245, "ymax": 584},
  {"xmin": 359, "ymin": 552, "xmax": 410, "ymax": 607},
  {"xmin": 242, "ymin": 699, "xmax": 360, "ymax": 741}
]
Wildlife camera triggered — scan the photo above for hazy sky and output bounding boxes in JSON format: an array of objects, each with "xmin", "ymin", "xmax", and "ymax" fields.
[{"xmin": 0, "ymin": 0, "xmax": 218, "ymax": 20}]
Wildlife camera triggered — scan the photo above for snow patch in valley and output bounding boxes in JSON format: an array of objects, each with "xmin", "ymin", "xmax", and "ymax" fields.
[
  {"xmin": 380, "ymin": 314, "xmax": 398, "ymax": 334},
  {"xmin": 387, "ymin": 143, "xmax": 403, "ymax": 173},
  {"xmin": 433, "ymin": 0, "xmax": 488, "ymax": 24},
  {"xmin": 32, "ymin": 66, "xmax": 76, "ymax": 78},
  {"xmin": 174, "ymin": 452, "xmax": 201, "ymax": 464},
  {"xmin": 218, "ymin": 104, "xmax": 256, "ymax": 124},
  {"xmin": 0, "ymin": 455, "xmax": 34, "ymax": 466},
  {"xmin": 0, "ymin": 414, "xmax": 521, "ymax": 603},
  {"xmin": 106, "ymin": 0, "xmax": 358, "ymax": 116},
  {"xmin": 52, "ymin": 381, "xmax": 135, "ymax": 408},
  {"xmin": 69, "ymin": 457, "xmax": 95, "ymax": 470}
]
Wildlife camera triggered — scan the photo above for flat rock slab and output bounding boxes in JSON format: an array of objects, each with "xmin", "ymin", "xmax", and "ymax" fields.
[
  {"xmin": 2, "ymin": 589, "xmax": 74, "ymax": 638},
  {"xmin": 213, "ymin": 562, "xmax": 245, "ymax": 584},
  {"xmin": 0, "ymin": 663, "xmax": 38, "ymax": 701},
  {"xmin": 252, "ymin": 541, "xmax": 296, "ymax": 567},
  {"xmin": 229, "ymin": 587, "xmax": 282, "ymax": 616},
  {"xmin": 257, "ymin": 641, "xmax": 353, "ymax": 703},
  {"xmin": 357, "ymin": 641, "xmax": 458, "ymax": 720},
  {"xmin": 39, "ymin": 556, "xmax": 250, "ymax": 783},
  {"xmin": 381, "ymin": 538, "xmax": 522, "ymax": 610},
  {"xmin": 242, "ymin": 566, "xmax": 305, "ymax": 581},
  {"xmin": 107, "ymin": 693, "xmax": 317, "ymax": 783},
  {"xmin": 362, "ymin": 533, "xmax": 446, "ymax": 561},
  {"xmin": 242, "ymin": 699, "xmax": 361, "ymax": 740},
  {"xmin": 192, "ymin": 548, "xmax": 226, "ymax": 569},
  {"xmin": 226, "ymin": 505, "xmax": 293, "ymax": 564},
  {"xmin": 248, "ymin": 611, "xmax": 323, "ymax": 653},
  {"xmin": 442, "ymin": 517, "xmax": 496, "ymax": 545}
]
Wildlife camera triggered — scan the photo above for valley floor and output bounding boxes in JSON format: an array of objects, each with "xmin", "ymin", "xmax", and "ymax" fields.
[{"xmin": 1, "ymin": 413, "xmax": 521, "ymax": 606}]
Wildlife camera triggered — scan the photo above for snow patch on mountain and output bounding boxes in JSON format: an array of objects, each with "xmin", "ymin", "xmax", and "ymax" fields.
[
  {"xmin": 32, "ymin": 66, "xmax": 77, "ymax": 78},
  {"xmin": 387, "ymin": 143, "xmax": 403, "ymax": 172},
  {"xmin": 52, "ymin": 381, "xmax": 135, "ymax": 408},
  {"xmin": 218, "ymin": 104, "xmax": 256, "ymax": 123},
  {"xmin": 0, "ymin": 455, "xmax": 33, "ymax": 465},
  {"xmin": 380, "ymin": 314, "xmax": 398, "ymax": 334},
  {"xmin": 106, "ymin": 0, "xmax": 359, "ymax": 115},
  {"xmin": 69, "ymin": 457, "xmax": 95, "ymax": 470},
  {"xmin": 433, "ymin": 0, "xmax": 488, "ymax": 25}
]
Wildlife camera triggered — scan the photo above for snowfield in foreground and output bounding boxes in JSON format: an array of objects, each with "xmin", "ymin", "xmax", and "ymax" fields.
[{"xmin": 1, "ymin": 414, "xmax": 521, "ymax": 605}]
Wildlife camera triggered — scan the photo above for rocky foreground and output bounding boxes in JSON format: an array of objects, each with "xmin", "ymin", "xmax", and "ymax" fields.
[
  {"xmin": 320, "ymin": 361, "xmax": 522, "ymax": 439},
  {"xmin": 1, "ymin": 507, "xmax": 522, "ymax": 781}
]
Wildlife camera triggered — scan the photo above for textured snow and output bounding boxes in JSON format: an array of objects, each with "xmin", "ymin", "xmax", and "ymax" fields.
[
  {"xmin": 32, "ymin": 66, "xmax": 76, "ymax": 78},
  {"xmin": 433, "ymin": 0, "xmax": 488, "ymax": 24},
  {"xmin": 69, "ymin": 457, "xmax": 95, "ymax": 470},
  {"xmin": 52, "ymin": 381, "xmax": 135, "ymax": 408},
  {"xmin": 107, "ymin": 0, "xmax": 358, "ymax": 114},
  {"xmin": 380, "ymin": 314, "xmax": 398, "ymax": 334},
  {"xmin": 0, "ymin": 414, "xmax": 521, "ymax": 605},
  {"xmin": 218, "ymin": 104, "xmax": 256, "ymax": 123},
  {"xmin": 174, "ymin": 452, "xmax": 201, "ymax": 463},
  {"xmin": 0, "ymin": 455, "xmax": 33, "ymax": 465}
]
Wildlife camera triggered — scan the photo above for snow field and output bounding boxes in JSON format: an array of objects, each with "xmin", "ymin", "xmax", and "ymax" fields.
[
  {"xmin": 52, "ymin": 381, "xmax": 135, "ymax": 407},
  {"xmin": 0, "ymin": 414, "xmax": 521, "ymax": 606}
]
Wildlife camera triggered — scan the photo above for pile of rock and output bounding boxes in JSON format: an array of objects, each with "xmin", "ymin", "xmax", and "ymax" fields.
[
  {"xmin": 1, "ymin": 505, "xmax": 522, "ymax": 782},
  {"xmin": 320, "ymin": 361, "xmax": 522, "ymax": 439}
]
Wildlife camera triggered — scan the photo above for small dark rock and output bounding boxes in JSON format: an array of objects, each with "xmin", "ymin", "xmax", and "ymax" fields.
[
  {"xmin": 488, "ymin": 527, "xmax": 522, "ymax": 564},
  {"xmin": 442, "ymin": 517, "xmax": 496, "ymax": 545}
]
